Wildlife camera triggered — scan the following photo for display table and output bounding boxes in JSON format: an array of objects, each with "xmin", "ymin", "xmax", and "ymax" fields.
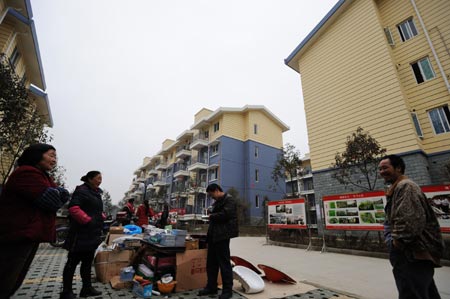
[{"xmin": 140, "ymin": 240, "xmax": 186, "ymax": 254}]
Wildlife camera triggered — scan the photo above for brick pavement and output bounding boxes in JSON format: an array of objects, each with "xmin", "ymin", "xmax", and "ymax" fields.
[{"xmin": 11, "ymin": 244, "xmax": 354, "ymax": 299}]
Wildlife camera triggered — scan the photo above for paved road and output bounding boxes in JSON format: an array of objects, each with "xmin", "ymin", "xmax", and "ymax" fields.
[
  {"xmin": 230, "ymin": 237, "xmax": 450, "ymax": 299},
  {"xmin": 10, "ymin": 237, "xmax": 450, "ymax": 299}
]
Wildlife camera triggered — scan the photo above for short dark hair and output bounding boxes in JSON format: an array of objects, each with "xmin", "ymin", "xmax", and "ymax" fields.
[
  {"xmin": 17, "ymin": 144, "xmax": 56, "ymax": 167},
  {"xmin": 81, "ymin": 171, "xmax": 101, "ymax": 182},
  {"xmin": 128, "ymin": 198, "xmax": 135, "ymax": 203},
  {"xmin": 381, "ymin": 154, "xmax": 405, "ymax": 174},
  {"xmin": 206, "ymin": 183, "xmax": 223, "ymax": 193}
]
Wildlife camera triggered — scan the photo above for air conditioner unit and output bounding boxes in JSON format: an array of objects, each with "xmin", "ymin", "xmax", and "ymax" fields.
[{"xmin": 384, "ymin": 27, "xmax": 395, "ymax": 46}]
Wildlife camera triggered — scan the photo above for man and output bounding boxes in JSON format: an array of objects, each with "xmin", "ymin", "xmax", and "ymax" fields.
[
  {"xmin": 379, "ymin": 155, "xmax": 444, "ymax": 299},
  {"xmin": 198, "ymin": 183, "xmax": 238, "ymax": 299}
]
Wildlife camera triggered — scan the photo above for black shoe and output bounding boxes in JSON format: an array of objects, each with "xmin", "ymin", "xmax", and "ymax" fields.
[
  {"xmin": 198, "ymin": 288, "xmax": 218, "ymax": 296},
  {"xmin": 219, "ymin": 291, "xmax": 233, "ymax": 299},
  {"xmin": 60, "ymin": 291, "xmax": 75, "ymax": 299},
  {"xmin": 80, "ymin": 286, "xmax": 102, "ymax": 297}
]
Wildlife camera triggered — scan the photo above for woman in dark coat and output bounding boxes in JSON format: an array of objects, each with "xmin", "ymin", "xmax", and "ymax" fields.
[
  {"xmin": 60, "ymin": 171, "xmax": 104, "ymax": 299},
  {"xmin": 0, "ymin": 144, "xmax": 69, "ymax": 299}
]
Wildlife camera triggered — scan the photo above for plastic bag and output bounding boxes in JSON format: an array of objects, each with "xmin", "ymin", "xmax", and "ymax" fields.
[{"xmin": 123, "ymin": 224, "xmax": 142, "ymax": 235}]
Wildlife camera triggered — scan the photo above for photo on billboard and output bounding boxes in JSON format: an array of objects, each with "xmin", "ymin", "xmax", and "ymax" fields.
[{"xmin": 268, "ymin": 198, "xmax": 307, "ymax": 229}]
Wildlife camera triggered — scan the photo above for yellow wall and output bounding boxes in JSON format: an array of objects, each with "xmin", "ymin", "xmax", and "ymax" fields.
[
  {"xmin": 246, "ymin": 110, "xmax": 283, "ymax": 148},
  {"xmin": 377, "ymin": 0, "xmax": 450, "ymax": 153},
  {"xmin": 193, "ymin": 108, "xmax": 213, "ymax": 123},
  {"xmin": 297, "ymin": 0, "xmax": 422, "ymax": 171}
]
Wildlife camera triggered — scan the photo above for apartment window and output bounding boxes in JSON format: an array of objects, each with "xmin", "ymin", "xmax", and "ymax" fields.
[
  {"xmin": 203, "ymin": 130, "xmax": 209, "ymax": 139},
  {"xmin": 428, "ymin": 106, "xmax": 450, "ymax": 135},
  {"xmin": 211, "ymin": 144, "xmax": 219, "ymax": 155},
  {"xmin": 9, "ymin": 47, "xmax": 20, "ymax": 67},
  {"xmin": 397, "ymin": 18, "xmax": 418, "ymax": 42},
  {"xmin": 411, "ymin": 112, "xmax": 423, "ymax": 138},
  {"xmin": 255, "ymin": 195, "xmax": 260, "ymax": 208},
  {"xmin": 411, "ymin": 57, "xmax": 435, "ymax": 84},
  {"xmin": 213, "ymin": 122, "xmax": 220, "ymax": 132},
  {"xmin": 254, "ymin": 124, "xmax": 258, "ymax": 134},
  {"xmin": 384, "ymin": 27, "xmax": 395, "ymax": 45},
  {"xmin": 210, "ymin": 168, "xmax": 218, "ymax": 181},
  {"xmin": 255, "ymin": 169, "xmax": 259, "ymax": 182},
  {"xmin": 254, "ymin": 146, "xmax": 259, "ymax": 158}
]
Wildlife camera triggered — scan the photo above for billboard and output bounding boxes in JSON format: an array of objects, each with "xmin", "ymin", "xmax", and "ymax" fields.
[
  {"xmin": 323, "ymin": 191, "xmax": 386, "ymax": 231},
  {"xmin": 323, "ymin": 185, "xmax": 450, "ymax": 233},
  {"xmin": 268, "ymin": 198, "xmax": 307, "ymax": 229}
]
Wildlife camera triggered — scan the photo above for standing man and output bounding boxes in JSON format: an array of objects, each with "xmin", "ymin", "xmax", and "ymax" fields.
[
  {"xmin": 198, "ymin": 183, "xmax": 238, "ymax": 299},
  {"xmin": 379, "ymin": 155, "xmax": 444, "ymax": 299}
]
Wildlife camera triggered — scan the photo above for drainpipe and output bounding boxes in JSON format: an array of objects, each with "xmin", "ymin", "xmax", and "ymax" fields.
[{"xmin": 410, "ymin": 0, "xmax": 450, "ymax": 93}]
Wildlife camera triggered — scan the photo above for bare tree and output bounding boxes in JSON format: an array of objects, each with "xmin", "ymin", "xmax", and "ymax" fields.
[
  {"xmin": 0, "ymin": 54, "xmax": 51, "ymax": 186},
  {"xmin": 271, "ymin": 143, "xmax": 303, "ymax": 197},
  {"xmin": 332, "ymin": 127, "xmax": 386, "ymax": 191}
]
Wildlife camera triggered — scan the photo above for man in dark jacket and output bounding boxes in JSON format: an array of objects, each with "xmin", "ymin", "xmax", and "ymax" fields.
[
  {"xmin": 379, "ymin": 155, "xmax": 443, "ymax": 299},
  {"xmin": 198, "ymin": 183, "xmax": 238, "ymax": 299}
]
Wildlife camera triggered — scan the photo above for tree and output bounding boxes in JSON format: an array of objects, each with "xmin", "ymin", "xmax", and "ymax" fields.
[
  {"xmin": 332, "ymin": 127, "xmax": 386, "ymax": 191},
  {"xmin": 271, "ymin": 143, "xmax": 303, "ymax": 197},
  {"xmin": 49, "ymin": 165, "xmax": 67, "ymax": 187},
  {"xmin": 227, "ymin": 187, "xmax": 250, "ymax": 225},
  {"xmin": 0, "ymin": 54, "xmax": 51, "ymax": 186},
  {"xmin": 102, "ymin": 190, "xmax": 114, "ymax": 216}
]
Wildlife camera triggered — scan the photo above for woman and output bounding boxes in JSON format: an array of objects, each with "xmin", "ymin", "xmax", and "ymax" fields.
[
  {"xmin": 0, "ymin": 144, "xmax": 69, "ymax": 298},
  {"xmin": 136, "ymin": 199, "xmax": 155, "ymax": 229},
  {"xmin": 159, "ymin": 203, "xmax": 170, "ymax": 228},
  {"xmin": 121, "ymin": 197, "xmax": 136, "ymax": 225},
  {"xmin": 61, "ymin": 171, "xmax": 104, "ymax": 299}
]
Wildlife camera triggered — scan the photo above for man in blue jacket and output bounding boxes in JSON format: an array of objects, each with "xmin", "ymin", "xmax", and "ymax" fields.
[{"xmin": 198, "ymin": 183, "xmax": 239, "ymax": 299}]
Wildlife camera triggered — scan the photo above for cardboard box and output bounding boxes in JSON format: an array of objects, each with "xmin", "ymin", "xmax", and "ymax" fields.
[
  {"xmin": 110, "ymin": 275, "xmax": 133, "ymax": 289},
  {"xmin": 175, "ymin": 249, "xmax": 221, "ymax": 291},
  {"xmin": 107, "ymin": 233, "xmax": 128, "ymax": 246},
  {"xmin": 95, "ymin": 250, "xmax": 134, "ymax": 283},
  {"xmin": 185, "ymin": 239, "xmax": 199, "ymax": 250},
  {"xmin": 109, "ymin": 226, "xmax": 124, "ymax": 234}
]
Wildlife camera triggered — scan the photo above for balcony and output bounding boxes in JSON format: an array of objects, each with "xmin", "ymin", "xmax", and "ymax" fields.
[
  {"xmin": 148, "ymin": 169, "xmax": 158, "ymax": 175},
  {"xmin": 190, "ymin": 136, "xmax": 209, "ymax": 150},
  {"xmin": 153, "ymin": 177, "xmax": 169, "ymax": 186},
  {"xmin": 155, "ymin": 162, "xmax": 168, "ymax": 170},
  {"xmin": 174, "ymin": 169, "xmax": 190, "ymax": 178},
  {"xmin": 300, "ymin": 189, "xmax": 314, "ymax": 195},
  {"xmin": 188, "ymin": 158, "xmax": 208, "ymax": 171},
  {"xmin": 176, "ymin": 148, "xmax": 192, "ymax": 159}
]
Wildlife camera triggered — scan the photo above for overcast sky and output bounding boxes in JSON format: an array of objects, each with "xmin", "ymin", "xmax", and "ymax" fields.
[{"xmin": 31, "ymin": 0, "xmax": 337, "ymax": 204}]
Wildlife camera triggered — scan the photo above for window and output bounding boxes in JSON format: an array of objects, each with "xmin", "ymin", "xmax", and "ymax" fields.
[
  {"xmin": 411, "ymin": 57, "xmax": 435, "ymax": 84},
  {"xmin": 210, "ymin": 168, "xmax": 218, "ymax": 181},
  {"xmin": 9, "ymin": 47, "xmax": 20, "ymax": 67},
  {"xmin": 213, "ymin": 122, "xmax": 219, "ymax": 132},
  {"xmin": 397, "ymin": 18, "xmax": 418, "ymax": 42},
  {"xmin": 254, "ymin": 146, "xmax": 259, "ymax": 158},
  {"xmin": 384, "ymin": 27, "xmax": 395, "ymax": 45},
  {"xmin": 203, "ymin": 130, "xmax": 209, "ymax": 139},
  {"xmin": 411, "ymin": 112, "xmax": 423, "ymax": 138},
  {"xmin": 255, "ymin": 195, "xmax": 260, "ymax": 208},
  {"xmin": 255, "ymin": 169, "xmax": 259, "ymax": 182},
  {"xmin": 428, "ymin": 106, "xmax": 450, "ymax": 135},
  {"xmin": 254, "ymin": 124, "xmax": 258, "ymax": 134},
  {"xmin": 211, "ymin": 144, "xmax": 219, "ymax": 155}
]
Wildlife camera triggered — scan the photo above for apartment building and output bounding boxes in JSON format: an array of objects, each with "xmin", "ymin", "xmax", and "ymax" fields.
[
  {"xmin": 285, "ymin": 0, "xmax": 450, "ymax": 205},
  {"xmin": 0, "ymin": 0, "xmax": 52, "ymax": 183},
  {"xmin": 126, "ymin": 105, "xmax": 289, "ymax": 224}
]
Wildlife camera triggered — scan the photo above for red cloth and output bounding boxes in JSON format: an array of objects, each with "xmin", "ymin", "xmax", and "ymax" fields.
[
  {"xmin": 0, "ymin": 166, "xmax": 57, "ymax": 243},
  {"xmin": 68, "ymin": 206, "xmax": 92, "ymax": 224},
  {"xmin": 136, "ymin": 205, "xmax": 155, "ymax": 227}
]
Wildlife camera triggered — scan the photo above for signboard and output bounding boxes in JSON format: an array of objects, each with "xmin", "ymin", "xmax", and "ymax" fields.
[
  {"xmin": 323, "ymin": 185, "xmax": 450, "ymax": 233},
  {"xmin": 422, "ymin": 185, "xmax": 450, "ymax": 233},
  {"xmin": 323, "ymin": 191, "xmax": 386, "ymax": 231},
  {"xmin": 268, "ymin": 198, "xmax": 307, "ymax": 229}
]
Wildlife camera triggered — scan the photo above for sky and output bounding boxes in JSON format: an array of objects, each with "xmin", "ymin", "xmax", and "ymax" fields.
[{"xmin": 31, "ymin": 0, "xmax": 337, "ymax": 204}]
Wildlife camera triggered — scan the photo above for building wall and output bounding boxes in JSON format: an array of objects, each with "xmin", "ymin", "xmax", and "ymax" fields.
[
  {"xmin": 218, "ymin": 136, "xmax": 246, "ymax": 199},
  {"xmin": 246, "ymin": 110, "xmax": 284, "ymax": 149},
  {"xmin": 298, "ymin": 0, "xmax": 421, "ymax": 171}
]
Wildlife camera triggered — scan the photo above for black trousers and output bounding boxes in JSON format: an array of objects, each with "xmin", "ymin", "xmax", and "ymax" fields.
[
  {"xmin": 0, "ymin": 242, "xmax": 39, "ymax": 299},
  {"xmin": 389, "ymin": 249, "xmax": 441, "ymax": 299},
  {"xmin": 62, "ymin": 250, "xmax": 96, "ymax": 292},
  {"xmin": 206, "ymin": 239, "xmax": 233, "ymax": 293}
]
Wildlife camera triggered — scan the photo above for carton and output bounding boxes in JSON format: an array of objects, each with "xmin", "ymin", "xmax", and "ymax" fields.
[
  {"xmin": 95, "ymin": 250, "xmax": 134, "ymax": 283},
  {"xmin": 185, "ymin": 239, "xmax": 199, "ymax": 250},
  {"xmin": 110, "ymin": 275, "xmax": 133, "ymax": 289},
  {"xmin": 107, "ymin": 233, "xmax": 128, "ymax": 246},
  {"xmin": 175, "ymin": 249, "xmax": 221, "ymax": 291},
  {"xmin": 109, "ymin": 226, "xmax": 124, "ymax": 234}
]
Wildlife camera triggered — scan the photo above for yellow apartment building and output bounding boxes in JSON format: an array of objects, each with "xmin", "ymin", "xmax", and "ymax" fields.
[
  {"xmin": 285, "ymin": 0, "xmax": 450, "ymax": 201},
  {"xmin": 126, "ymin": 105, "xmax": 289, "ymax": 224},
  {"xmin": 0, "ymin": 0, "xmax": 52, "ymax": 183}
]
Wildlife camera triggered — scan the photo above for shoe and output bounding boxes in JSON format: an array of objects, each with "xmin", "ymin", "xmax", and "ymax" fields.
[
  {"xmin": 79, "ymin": 286, "xmax": 102, "ymax": 297},
  {"xmin": 60, "ymin": 291, "xmax": 75, "ymax": 299},
  {"xmin": 197, "ymin": 288, "xmax": 218, "ymax": 296},
  {"xmin": 219, "ymin": 291, "xmax": 233, "ymax": 299}
]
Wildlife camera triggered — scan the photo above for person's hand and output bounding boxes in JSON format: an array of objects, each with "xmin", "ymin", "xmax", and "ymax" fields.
[{"xmin": 56, "ymin": 187, "xmax": 70, "ymax": 204}]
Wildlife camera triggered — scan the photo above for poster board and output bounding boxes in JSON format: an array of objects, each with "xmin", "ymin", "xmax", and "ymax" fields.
[
  {"xmin": 268, "ymin": 198, "xmax": 307, "ymax": 229},
  {"xmin": 422, "ymin": 185, "xmax": 450, "ymax": 233},
  {"xmin": 323, "ymin": 191, "xmax": 386, "ymax": 231}
]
